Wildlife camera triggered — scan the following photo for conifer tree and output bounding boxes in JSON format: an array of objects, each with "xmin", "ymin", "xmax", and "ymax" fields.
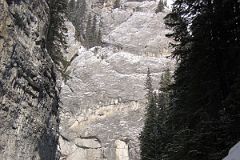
[
  {"xmin": 144, "ymin": 68, "xmax": 153, "ymax": 100},
  {"xmin": 68, "ymin": 0, "xmax": 76, "ymax": 14},
  {"xmin": 156, "ymin": 68, "xmax": 172, "ymax": 160},
  {"xmin": 84, "ymin": 14, "xmax": 102, "ymax": 48},
  {"xmin": 161, "ymin": 0, "xmax": 240, "ymax": 160},
  {"xmin": 75, "ymin": 0, "xmax": 80, "ymax": 9},
  {"xmin": 91, "ymin": 15, "xmax": 98, "ymax": 46},
  {"xmin": 66, "ymin": 0, "xmax": 102, "ymax": 48},
  {"xmin": 140, "ymin": 68, "xmax": 159, "ymax": 160},
  {"xmin": 163, "ymin": 0, "xmax": 167, "ymax": 6},
  {"xmin": 140, "ymin": 68, "xmax": 173, "ymax": 160},
  {"xmin": 85, "ymin": 14, "xmax": 93, "ymax": 48},
  {"xmin": 159, "ymin": 68, "xmax": 171, "ymax": 93},
  {"xmin": 47, "ymin": 0, "xmax": 68, "ymax": 66},
  {"xmin": 67, "ymin": 0, "xmax": 87, "ymax": 42},
  {"xmin": 96, "ymin": 28, "xmax": 102, "ymax": 46},
  {"xmin": 113, "ymin": 0, "xmax": 121, "ymax": 9},
  {"xmin": 140, "ymin": 95, "xmax": 158, "ymax": 160},
  {"xmin": 155, "ymin": 0, "xmax": 164, "ymax": 13},
  {"xmin": 67, "ymin": 0, "xmax": 76, "ymax": 23}
]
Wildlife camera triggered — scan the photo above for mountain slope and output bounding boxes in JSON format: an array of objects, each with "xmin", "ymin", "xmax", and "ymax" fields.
[{"xmin": 59, "ymin": 1, "xmax": 174, "ymax": 160}]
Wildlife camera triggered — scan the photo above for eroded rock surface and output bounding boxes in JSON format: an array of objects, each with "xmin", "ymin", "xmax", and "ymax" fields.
[
  {"xmin": 59, "ymin": 0, "xmax": 174, "ymax": 160},
  {"xmin": 0, "ymin": 0, "xmax": 60, "ymax": 159},
  {"xmin": 115, "ymin": 140, "xmax": 129, "ymax": 160}
]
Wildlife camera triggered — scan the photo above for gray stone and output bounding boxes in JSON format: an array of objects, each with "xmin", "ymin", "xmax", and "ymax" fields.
[
  {"xmin": 59, "ymin": 0, "xmax": 175, "ymax": 159},
  {"xmin": 0, "ymin": 0, "xmax": 60, "ymax": 159},
  {"xmin": 115, "ymin": 140, "xmax": 129, "ymax": 160}
]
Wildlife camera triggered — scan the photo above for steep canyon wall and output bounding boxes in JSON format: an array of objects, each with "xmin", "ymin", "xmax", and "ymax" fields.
[
  {"xmin": 0, "ymin": 0, "xmax": 60, "ymax": 159},
  {"xmin": 59, "ymin": 0, "xmax": 174, "ymax": 160}
]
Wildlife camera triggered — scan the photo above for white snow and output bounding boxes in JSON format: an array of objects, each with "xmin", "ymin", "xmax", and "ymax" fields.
[{"xmin": 223, "ymin": 142, "xmax": 240, "ymax": 160}]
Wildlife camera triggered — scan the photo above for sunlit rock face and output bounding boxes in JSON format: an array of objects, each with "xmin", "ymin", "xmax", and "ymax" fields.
[
  {"xmin": 59, "ymin": 0, "xmax": 174, "ymax": 160},
  {"xmin": 115, "ymin": 140, "xmax": 129, "ymax": 160},
  {"xmin": 59, "ymin": 136, "xmax": 103, "ymax": 160},
  {"xmin": 0, "ymin": 0, "xmax": 60, "ymax": 160},
  {"xmin": 102, "ymin": 2, "xmax": 171, "ymax": 56},
  {"xmin": 64, "ymin": 21, "xmax": 81, "ymax": 61},
  {"xmin": 103, "ymin": 11, "xmax": 171, "ymax": 56}
]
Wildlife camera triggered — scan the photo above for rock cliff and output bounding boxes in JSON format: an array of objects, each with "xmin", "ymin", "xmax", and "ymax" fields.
[
  {"xmin": 0, "ymin": 1, "xmax": 236, "ymax": 160},
  {"xmin": 0, "ymin": 0, "xmax": 175, "ymax": 159},
  {"xmin": 0, "ymin": 0, "xmax": 60, "ymax": 159},
  {"xmin": 59, "ymin": 1, "xmax": 174, "ymax": 160}
]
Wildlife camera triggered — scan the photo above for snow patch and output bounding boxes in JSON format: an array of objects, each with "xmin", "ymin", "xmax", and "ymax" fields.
[{"xmin": 223, "ymin": 142, "xmax": 240, "ymax": 160}]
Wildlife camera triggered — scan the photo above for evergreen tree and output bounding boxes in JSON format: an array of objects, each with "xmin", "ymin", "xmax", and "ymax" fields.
[
  {"xmin": 47, "ymin": 0, "xmax": 68, "ymax": 66},
  {"xmin": 155, "ymin": 68, "xmax": 172, "ymax": 160},
  {"xmin": 159, "ymin": 68, "xmax": 171, "ymax": 93},
  {"xmin": 77, "ymin": 0, "xmax": 87, "ymax": 19},
  {"xmin": 66, "ymin": 0, "xmax": 102, "ymax": 48},
  {"xmin": 85, "ymin": 14, "xmax": 93, "ymax": 48},
  {"xmin": 96, "ymin": 28, "xmax": 102, "ymax": 46},
  {"xmin": 67, "ymin": 0, "xmax": 76, "ymax": 24},
  {"xmin": 113, "ymin": 0, "xmax": 121, "ymax": 9},
  {"xmin": 76, "ymin": 0, "xmax": 87, "ymax": 27},
  {"xmin": 84, "ymin": 14, "xmax": 102, "ymax": 48},
  {"xmin": 140, "ymin": 68, "xmax": 173, "ymax": 160},
  {"xmin": 91, "ymin": 15, "xmax": 98, "ymax": 46},
  {"xmin": 68, "ymin": 0, "xmax": 76, "ymax": 14},
  {"xmin": 163, "ymin": 0, "xmax": 167, "ymax": 7},
  {"xmin": 75, "ymin": 0, "xmax": 80, "ymax": 9},
  {"xmin": 160, "ymin": 0, "xmax": 240, "ymax": 160},
  {"xmin": 155, "ymin": 0, "xmax": 164, "ymax": 13},
  {"xmin": 67, "ymin": 0, "xmax": 87, "ymax": 42},
  {"xmin": 144, "ymin": 68, "xmax": 153, "ymax": 100},
  {"xmin": 140, "ymin": 68, "xmax": 158, "ymax": 160}
]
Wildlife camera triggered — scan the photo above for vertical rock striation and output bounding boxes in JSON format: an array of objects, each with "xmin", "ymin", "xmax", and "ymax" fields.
[{"xmin": 0, "ymin": 0, "xmax": 60, "ymax": 159}]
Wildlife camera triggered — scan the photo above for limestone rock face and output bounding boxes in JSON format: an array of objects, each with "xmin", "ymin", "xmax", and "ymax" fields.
[
  {"xmin": 64, "ymin": 21, "xmax": 81, "ymax": 61},
  {"xmin": 0, "ymin": 0, "xmax": 60, "ymax": 159},
  {"xmin": 115, "ymin": 140, "xmax": 129, "ymax": 160},
  {"xmin": 59, "ymin": 136, "xmax": 103, "ymax": 160},
  {"xmin": 59, "ymin": 0, "xmax": 174, "ymax": 160},
  {"xmin": 103, "ymin": 11, "xmax": 171, "ymax": 56}
]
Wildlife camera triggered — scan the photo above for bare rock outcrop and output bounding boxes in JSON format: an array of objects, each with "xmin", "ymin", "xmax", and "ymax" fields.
[
  {"xmin": 59, "ymin": 0, "xmax": 174, "ymax": 160},
  {"xmin": 0, "ymin": 0, "xmax": 60, "ymax": 159}
]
